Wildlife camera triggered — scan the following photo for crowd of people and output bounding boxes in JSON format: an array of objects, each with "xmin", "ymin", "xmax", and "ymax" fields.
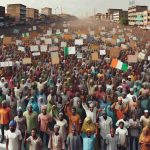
[{"xmin": 0, "ymin": 19, "xmax": 150, "ymax": 150}]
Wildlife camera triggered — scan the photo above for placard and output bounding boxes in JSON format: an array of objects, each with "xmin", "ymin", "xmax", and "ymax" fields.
[
  {"xmin": 51, "ymin": 52, "xmax": 60, "ymax": 64},
  {"xmin": 49, "ymin": 46, "xmax": 59, "ymax": 52},
  {"xmin": 30, "ymin": 45, "xmax": 39, "ymax": 52},
  {"xmin": 110, "ymin": 48, "xmax": 120, "ymax": 58},
  {"xmin": 127, "ymin": 55, "xmax": 138, "ymax": 63},
  {"xmin": 3, "ymin": 37, "xmax": 12, "ymax": 45},
  {"xmin": 77, "ymin": 52, "xmax": 83, "ymax": 59},
  {"xmin": 100, "ymin": 50, "xmax": 106, "ymax": 55},
  {"xmin": 47, "ymin": 30, "xmax": 52, "ymax": 36},
  {"xmin": 22, "ymin": 58, "xmax": 32, "ymax": 64},
  {"xmin": 45, "ymin": 38, "xmax": 52, "ymax": 45},
  {"xmin": 64, "ymin": 29, "xmax": 68, "ymax": 33},
  {"xmin": 91, "ymin": 52, "xmax": 99, "ymax": 61},
  {"xmin": 40, "ymin": 45, "xmax": 48, "ymax": 52},
  {"xmin": 33, "ymin": 26, "xmax": 36, "ymax": 31},
  {"xmin": 61, "ymin": 42, "xmax": 67, "ymax": 47},
  {"xmin": 32, "ymin": 52, "xmax": 40, "ymax": 56},
  {"xmin": 18, "ymin": 46, "xmax": 25, "ymax": 52},
  {"xmin": 16, "ymin": 40, "xmax": 22, "ymax": 45},
  {"xmin": 75, "ymin": 39, "xmax": 83, "ymax": 45}
]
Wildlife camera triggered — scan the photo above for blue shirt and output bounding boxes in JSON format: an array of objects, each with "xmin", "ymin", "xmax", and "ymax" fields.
[{"xmin": 81, "ymin": 133, "xmax": 96, "ymax": 150}]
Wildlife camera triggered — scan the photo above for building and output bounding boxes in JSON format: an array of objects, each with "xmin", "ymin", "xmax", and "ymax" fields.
[
  {"xmin": 108, "ymin": 9, "xmax": 122, "ymax": 20},
  {"xmin": 143, "ymin": 10, "xmax": 150, "ymax": 26},
  {"xmin": 41, "ymin": 7, "xmax": 52, "ymax": 16},
  {"xmin": 113, "ymin": 10, "xmax": 128, "ymax": 23},
  {"xmin": 7, "ymin": 4, "xmax": 26, "ymax": 22},
  {"xmin": 135, "ymin": 11, "xmax": 144, "ymax": 26},
  {"xmin": 26, "ymin": 8, "xmax": 39, "ymax": 21},
  {"xmin": 0, "ymin": 6, "xmax": 5, "ymax": 26},
  {"xmin": 128, "ymin": 5, "xmax": 148, "ymax": 25}
]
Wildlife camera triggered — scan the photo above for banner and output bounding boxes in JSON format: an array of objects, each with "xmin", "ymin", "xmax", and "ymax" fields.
[
  {"xmin": 22, "ymin": 58, "xmax": 32, "ymax": 64},
  {"xmin": 30, "ymin": 45, "xmax": 39, "ymax": 52},
  {"xmin": 91, "ymin": 52, "xmax": 99, "ymax": 61}
]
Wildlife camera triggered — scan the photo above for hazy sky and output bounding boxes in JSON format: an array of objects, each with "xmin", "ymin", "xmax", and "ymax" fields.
[{"xmin": 1, "ymin": 0, "xmax": 150, "ymax": 17}]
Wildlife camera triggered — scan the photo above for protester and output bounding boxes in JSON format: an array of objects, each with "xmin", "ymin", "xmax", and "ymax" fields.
[
  {"xmin": 6, "ymin": 120, "xmax": 22, "ymax": 150},
  {"xmin": 26, "ymin": 128, "xmax": 43, "ymax": 150}
]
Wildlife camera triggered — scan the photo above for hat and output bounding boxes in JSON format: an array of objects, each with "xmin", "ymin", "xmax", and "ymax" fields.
[
  {"xmin": 118, "ymin": 97, "xmax": 122, "ymax": 101},
  {"xmin": 59, "ymin": 112, "xmax": 63, "ymax": 116},
  {"xmin": 86, "ymin": 128, "xmax": 91, "ymax": 132},
  {"xmin": 41, "ymin": 105, "xmax": 47, "ymax": 110},
  {"xmin": 144, "ymin": 110, "xmax": 149, "ymax": 113},
  {"xmin": 89, "ymin": 102, "xmax": 94, "ymax": 107},
  {"xmin": 54, "ymin": 124, "xmax": 60, "ymax": 129},
  {"xmin": 17, "ymin": 107, "xmax": 22, "ymax": 112},
  {"xmin": 9, "ymin": 120, "xmax": 16, "ymax": 127},
  {"xmin": 128, "ymin": 76, "xmax": 131, "ymax": 78},
  {"xmin": 130, "ymin": 88, "xmax": 134, "ymax": 92}
]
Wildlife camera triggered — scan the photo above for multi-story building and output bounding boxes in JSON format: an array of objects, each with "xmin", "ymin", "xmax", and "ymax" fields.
[
  {"xmin": 41, "ymin": 7, "xmax": 52, "ymax": 16},
  {"xmin": 143, "ymin": 10, "xmax": 150, "ymax": 26},
  {"xmin": 135, "ymin": 11, "xmax": 144, "ymax": 26},
  {"xmin": 26, "ymin": 8, "xmax": 39, "ymax": 21},
  {"xmin": 7, "ymin": 4, "xmax": 26, "ymax": 22},
  {"xmin": 108, "ymin": 9, "xmax": 122, "ymax": 20},
  {"xmin": 113, "ymin": 10, "xmax": 128, "ymax": 23},
  {"xmin": 128, "ymin": 5, "xmax": 148, "ymax": 25},
  {"xmin": 0, "ymin": 6, "xmax": 5, "ymax": 26}
]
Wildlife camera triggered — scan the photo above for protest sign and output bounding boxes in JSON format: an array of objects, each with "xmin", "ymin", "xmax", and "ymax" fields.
[
  {"xmin": 61, "ymin": 42, "xmax": 67, "ymax": 48},
  {"xmin": 16, "ymin": 40, "xmax": 22, "ymax": 46},
  {"xmin": 45, "ymin": 38, "xmax": 52, "ymax": 45},
  {"xmin": 3, "ymin": 37, "xmax": 12, "ymax": 45},
  {"xmin": 30, "ymin": 45, "xmax": 39, "ymax": 52},
  {"xmin": 33, "ymin": 26, "xmax": 37, "ymax": 31},
  {"xmin": 22, "ymin": 58, "xmax": 32, "ymax": 64},
  {"xmin": 127, "ymin": 55, "xmax": 138, "ymax": 63},
  {"xmin": 77, "ymin": 52, "xmax": 83, "ymax": 59},
  {"xmin": 91, "ymin": 52, "xmax": 99, "ymax": 61},
  {"xmin": 18, "ymin": 46, "xmax": 25, "ymax": 52},
  {"xmin": 110, "ymin": 47, "xmax": 120, "ymax": 58},
  {"xmin": 32, "ymin": 52, "xmax": 40, "ymax": 56},
  {"xmin": 49, "ymin": 46, "xmax": 59, "ymax": 52},
  {"xmin": 51, "ymin": 52, "xmax": 60, "ymax": 64},
  {"xmin": 64, "ymin": 29, "xmax": 68, "ymax": 33},
  {"xmin": 100, "ymin": 50, "xmax": 106, "ymax": 56},
  {"xmin": 75, "ymin": 39, "xmax": 83, "ymax": 45},
  {"xmin": 40, "ymin": 45, "xmax": 48, "ymax": 52}
]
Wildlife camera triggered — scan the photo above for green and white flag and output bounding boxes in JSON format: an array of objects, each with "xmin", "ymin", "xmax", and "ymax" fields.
[
  {"xmin": 22, "ymin": 33, "xmax": 29, "ymax": 37},
  {"xmin": 64, "ymin": 47, "xmax": 76, "ymax": 57}
]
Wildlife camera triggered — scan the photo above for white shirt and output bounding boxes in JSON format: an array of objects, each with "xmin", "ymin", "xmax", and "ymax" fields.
[
  {"xmin": 82, "ymin": 103, "xmax": 97, "ymax": 123},
  {"xmin": 99, "ymin": 116, "xmax": 113, "ymax": 139},
  {"xmin": 115, "ymin": 127, "xmax": 128, "ymax": 146},
  {"xmin": 6, "ymin": 129, "xmax": 22, "ymax": 150}
]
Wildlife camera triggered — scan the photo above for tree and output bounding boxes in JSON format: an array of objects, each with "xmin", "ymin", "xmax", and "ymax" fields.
[{"xmin": 119, "ymin": 17, "xmax": 128, "ymax": 25}]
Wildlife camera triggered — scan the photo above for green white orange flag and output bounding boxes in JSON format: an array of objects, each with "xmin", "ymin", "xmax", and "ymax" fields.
[{"xmin": 110, "ymin": 59, "xmax": 128, "ymax": 72}]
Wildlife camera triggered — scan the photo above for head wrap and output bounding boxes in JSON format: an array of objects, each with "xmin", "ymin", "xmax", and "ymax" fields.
[{"xmin": 9, "ymin": 120, "xmax": 16, "ymax": 127}]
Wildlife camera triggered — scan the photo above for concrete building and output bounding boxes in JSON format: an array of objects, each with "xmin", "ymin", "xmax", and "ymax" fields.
[
  {"xmin": 0, "ymin": 6, "xmax": 5, "ymax": 26},
  {"xmin": 108, "ymin": 9, "xmax": 122, "ymax": 20},
  {"xmin": 135, "ymin": 11, "xmax": 144, "ymax": 26},
  {"xmin": 143, "ymin": 10, "xmax": 150, "ymax": 26},
  {"xmin": 7, "ymin": 4, "xmax": 26, "ymax": 22},
  {"xmin": 41, "ymin": 7, "xmax": 52, "ymax": 16},
  {"xmin": 113, "ymin": 10, "xmax": 128, "ymax": 23},
  {"xmin": 26, "ymin": 8, "xmax": 39, "ymax": 21},
  {"xmin": 128, "ymin": 5, "xmax": 148, "ymax": 25}
]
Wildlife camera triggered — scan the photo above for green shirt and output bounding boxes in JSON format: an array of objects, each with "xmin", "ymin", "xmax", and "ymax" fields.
[{"xmin": 23, "ymin": 111, "xmax": 38, "ymax": 133}]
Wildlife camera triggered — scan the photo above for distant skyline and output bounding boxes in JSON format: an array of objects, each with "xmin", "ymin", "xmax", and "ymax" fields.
[{"xmin": 1, "ymin": 0, "xmax": 150, "ymax": 17}]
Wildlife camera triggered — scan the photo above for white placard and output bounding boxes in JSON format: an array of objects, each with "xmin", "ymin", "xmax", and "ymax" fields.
[
  {"xmin": 32, "ymin": 52, "xmax": 40, "ymax": 56},
  {"xmin": 54, "ymin": 38, "xmax": 59, "ymax": 43},
  {"xmin": 33, "ymin": 26, "xmax": 36, "ymax": 31},
  {"xmin": 47, "ymin": 30, "xmax": 52, "ymax": 36},
  {"xmin": 56, "ymin": 29, "xmax": 61, "ymax": 35},
  {"xmin": 18, "ymin": 46, "xmax": 25, "ymax": 52},
  {"xmin": 148, "ymin": 56, "xmax": 150, "ymax": 61},
  {"xmin": 61, "ymin": 42, "xmax": 67, "ymax": 48},
  {"xmin": 36, "ymin": 40, "xmax": 41, "ymax": 45},
  {"xmin": 64, "ymin": 29, "xmax": 68, "ymax": 33},
  {"xmin": 49, "ymin": 46, "xmax": 59, "ymax": 52},
  {"xmin": 90, "ymin": 31, "xmax": 94, "ymax": 36},
  {"xmin": 16, "ymin": 40, "xmax": 22, "ymax": 46},
  {"xmin": 75, "ymin": 39, "xmax": 83, "ymax": 45},
  {"xmin": 40, "ymin": 37, "xmax": 46, "ymax": 41},
  {"xmin": 68, "ymin": 47, "xmax": 76, "ymax": 54},
  {"xmin": 30, "ymin": 45, "xmax": 39, "ymax": 52},
  {"xmin": 100, "ymin": 50, "xmax": 106, "ymax": 55},
  {"xmin": 45, "ymin": 38, "xmax": 52, "ymax": 45},
  {"xmin": 40, "ymin": 45, "xmax": 48, "ymax": 52}
]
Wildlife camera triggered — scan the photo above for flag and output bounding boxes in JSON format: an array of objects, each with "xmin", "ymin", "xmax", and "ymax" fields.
[
  {"xmin": 110, "ymin": 59, "xmax": 128, "ymax": 72},
  {"xmin": 22, "ymin": 33, "xmax": 29, "ymax": 37},
  {"xmin": 64, "ymin": 47, "xmax": 75, "ymax": 57}
]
